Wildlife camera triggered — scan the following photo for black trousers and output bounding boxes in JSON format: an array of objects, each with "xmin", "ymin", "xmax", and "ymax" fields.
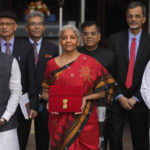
[
  {"xmin": 109, "ymin": 101, "xmax": 149, "ymax": 150},
  {"xmin": 17, "ymin": 108, "xmax": 32, "ymax": 150},
  {"xmin": 34, "ymin": 101, "xmax": 49, "ymax": 150}
]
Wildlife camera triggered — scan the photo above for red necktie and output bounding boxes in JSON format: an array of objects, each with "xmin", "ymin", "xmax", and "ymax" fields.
[{"xmin": 125, "ymin": 37, "xmax": 136, "ymax": 89}]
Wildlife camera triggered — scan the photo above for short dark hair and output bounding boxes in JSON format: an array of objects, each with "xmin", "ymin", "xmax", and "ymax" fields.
[
  {"xmin": 126, "ymin": 1, "xmax": 146, "ymax": 17},
  {"xmin": 80, "ymin": 20, "xmax": 100, "ymax": 33}
]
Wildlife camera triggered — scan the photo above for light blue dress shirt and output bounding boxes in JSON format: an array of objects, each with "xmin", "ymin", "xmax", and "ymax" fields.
[
  {"xmin": 0, "ymin": 37, "xmax": 14, "ymax": 55},
  {"xmin": 116, "ymin": 30, "xmax": 142, "ymax": 103}
]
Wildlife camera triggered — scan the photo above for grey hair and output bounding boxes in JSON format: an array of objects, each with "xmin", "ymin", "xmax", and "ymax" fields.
[
  {"xmin": 25, "ymin": 11, "xmax": 45, "ymax": 24},
  {"xmin": 126, "ymin": 1, "xmax": 146, "ymax": 17},
  {"xmin": 59, "ymin": 24, "xmax": 81, "ymax": 44}
]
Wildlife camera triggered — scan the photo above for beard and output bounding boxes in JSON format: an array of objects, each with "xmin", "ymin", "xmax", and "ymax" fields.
[{"xmin": 128, "ymin": 22, "xmax": 140, "ymax": 30}]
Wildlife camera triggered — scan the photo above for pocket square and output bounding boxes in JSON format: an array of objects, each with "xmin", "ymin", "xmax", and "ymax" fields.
[{"xmin": 45, "ymin": 54, "xmax": 52, "ymax": 59}]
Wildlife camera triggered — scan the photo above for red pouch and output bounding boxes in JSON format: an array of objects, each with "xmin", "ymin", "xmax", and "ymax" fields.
[{"xmin": 49, "ymin": 85, "xmax": 83, "ymax": 112}]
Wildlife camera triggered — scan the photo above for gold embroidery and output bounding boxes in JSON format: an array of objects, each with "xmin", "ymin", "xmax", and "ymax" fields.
[{"xmin": 80, "ymin": 66, "xmax": 92, "ymax": 81}]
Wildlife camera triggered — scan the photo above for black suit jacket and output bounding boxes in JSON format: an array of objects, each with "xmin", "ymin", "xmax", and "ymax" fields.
[
  {"xmin": 109, "ymin": 30, "xmax": 150, "ymax": 111},
  {"xmin": 0, "ymin": 38, "xmax": 36, "ymax": 110},
  {"xmin": 27, "ymin": 39, "xmax": 59, "ymax": 103}
]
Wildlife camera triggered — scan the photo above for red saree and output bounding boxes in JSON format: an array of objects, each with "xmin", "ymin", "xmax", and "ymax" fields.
[{"xmin": 42, "ymin": 54, "xmax": 115, "ymax": 150}]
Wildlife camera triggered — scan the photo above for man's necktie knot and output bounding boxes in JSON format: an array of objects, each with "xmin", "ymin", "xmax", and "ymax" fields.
[{"xmin": 5, "ymin": 42, "xmax": 11, "ymax": 55}]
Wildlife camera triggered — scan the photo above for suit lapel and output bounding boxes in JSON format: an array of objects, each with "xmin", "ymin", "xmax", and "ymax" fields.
[
  {"xmin": 134, "ymin": 32, "xmax": 145, "ymax": 68},
  {"xmin": 122, "ymin": 31, "xmax": 129, "ymax": 65},
  {"xmin": 36, "ymin": 40, "xmax": 46, "ymax": 69},
  {"xmin": 12, "ymin": 39, "xmax": 20, "ymax": 60}
]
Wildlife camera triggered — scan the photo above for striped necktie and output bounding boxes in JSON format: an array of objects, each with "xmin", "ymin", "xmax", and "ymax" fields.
[
  {"xmin": 33, "ymin": 42, "xmax": 38, "ymax": 64},
  {"xmin": 5, "ymin": 42, "xmax": 11, "ymax": 55}
]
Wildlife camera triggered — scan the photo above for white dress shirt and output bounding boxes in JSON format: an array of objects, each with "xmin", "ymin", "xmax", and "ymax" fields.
[
  {"xmin": 141, "ymin": 60, "xmax": 150, "ymax": 109},
  {"xmin": 1, "ymin": 58, "xmax": 22, "ymax": 121}
]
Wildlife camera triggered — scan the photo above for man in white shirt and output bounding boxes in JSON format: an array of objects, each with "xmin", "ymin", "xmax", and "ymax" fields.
[
  {"xmin": 0, "ymin": 52, "xmax": 22, "ymax": 150},
  {"xmin": 141, "ymin": 60, "xmax": 150, "ymax": 141}
]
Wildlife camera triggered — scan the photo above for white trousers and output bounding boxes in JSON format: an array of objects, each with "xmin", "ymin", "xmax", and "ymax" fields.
[{"xmin": 0, "ymin": 128, "xmax": 19, "ymax": 150}]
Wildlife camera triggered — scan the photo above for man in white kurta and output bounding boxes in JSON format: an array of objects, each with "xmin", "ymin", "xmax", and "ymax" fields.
[
  {"xmin": 141, "ymin": 60, "xmax": 150, "ymax": 141},
  {"xmin": 0, "ymin": 57, "xmax": 22, "ymax": 150}
]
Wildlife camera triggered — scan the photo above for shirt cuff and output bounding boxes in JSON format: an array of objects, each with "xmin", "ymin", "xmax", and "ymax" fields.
[
  {"xmin": 115, "ymin": 94, "xmax": 123, "ymax": 101},
  {"xmin": 2, "ymin": 111, "xmax": 11, "ymax": 121},
  {"xmin": 132, "ymin": 96, "xmax": 140, "ymax": 103}
]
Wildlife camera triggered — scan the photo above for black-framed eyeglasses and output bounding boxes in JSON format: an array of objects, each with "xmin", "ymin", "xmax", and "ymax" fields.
[
  {"xmin": 127, "ymin": 15, "xmax": 143, "ymax": 19},
  {"xmin": 28, "ymin": 22, "xmax": 45, "ymax": 26},
  {"xmin": 82, "ymin": 32, "xmax": 98, "ymax": 36},
  {"xmin": 0, "ymin": 22, "xmax": 16, "ymax": 27}
]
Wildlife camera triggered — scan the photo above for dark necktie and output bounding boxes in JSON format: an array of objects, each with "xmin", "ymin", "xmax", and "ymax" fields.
[
  {"xmin": 125, "ymin": 37, "xmax": 136, "ymax": 89},
  {"xmin": 5, "ymin": 42, "xmax": 11, "ymax": 55},
  {"xmin": 33, "ymin": 42, "xmax": 38, "ymax": 64}
]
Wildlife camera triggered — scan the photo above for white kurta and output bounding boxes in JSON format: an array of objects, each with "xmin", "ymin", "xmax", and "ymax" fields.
[
  {"xmin": 0, "ymin": 58, "xmax": 22, "ymax": 150},
  {"xmin": 141, "ymin": 60, "xmax": 150, "ymax": 109},
  {"xmin": 141, "ymin": 60, "xmax": 150, "ymax": 142}
]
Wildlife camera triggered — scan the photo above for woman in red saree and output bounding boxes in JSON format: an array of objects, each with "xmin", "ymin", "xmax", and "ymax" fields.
[{"xmin": 42, "ymin": 24, "xmax": 116, "ymax": 150}]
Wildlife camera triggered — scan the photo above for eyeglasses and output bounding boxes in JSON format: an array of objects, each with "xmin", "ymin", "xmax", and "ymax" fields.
[
  {"xmin": 28, "ymin": 22, "xmax": 45, "ymax": 26},
  {"xmin": 127, "ymin": 15, "xmax": 143, "ymax": 19},
  {"xmin": 0, "ymin": 22, "xmax": 16, "ymax": 27},
  {"xmin": 82, "ymin": 32, "xmax": 98, "ymax": 36}
]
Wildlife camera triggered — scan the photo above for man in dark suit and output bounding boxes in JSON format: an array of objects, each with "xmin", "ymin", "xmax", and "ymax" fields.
[
  {"xmin": 108, "ymin": 2, "xmax": 150, "ymax": 150},
  {"xmin": 25, "ymin": 11, "xmax": 59, "ymax": 150},
  {"xmin": 78, "ymin": 20, "xmax": 114, "ymax": 150},
  {"xmin": 0, "ymin": 11, "xmax": 37, "ymax": 150}
]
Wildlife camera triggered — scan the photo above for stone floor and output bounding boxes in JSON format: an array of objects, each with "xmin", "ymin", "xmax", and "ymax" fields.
[{"xmin": 26, "ymin": 120, "xmax": 133, "ymax": 150}]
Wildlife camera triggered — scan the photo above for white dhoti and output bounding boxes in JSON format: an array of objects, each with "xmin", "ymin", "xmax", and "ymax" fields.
[{"xmin": 0, "ymin": 128, "xmax": 19, "ymax": 150}]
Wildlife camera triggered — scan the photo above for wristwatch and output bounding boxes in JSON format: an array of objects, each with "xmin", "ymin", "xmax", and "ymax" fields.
[{"xmin": 0, "ymin": 118, "xmax": 7, "ymax": 127}]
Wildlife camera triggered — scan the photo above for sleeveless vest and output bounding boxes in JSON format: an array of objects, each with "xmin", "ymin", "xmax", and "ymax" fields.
[{"xmin": 0, "ymin": 52, "xmax": 18, "ymax": 132}]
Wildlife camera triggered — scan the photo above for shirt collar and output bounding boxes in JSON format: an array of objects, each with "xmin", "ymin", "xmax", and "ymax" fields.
[
  {"xmin": 1, "ymin": 37, "xmax": 14, "ymax": 47},
  {"xmin": 29, "ymin": 38, "xmax": 42, "ymax": 45},
  {"xmin": 128, "ymin": 29, "xmax": 142, "ymax": 42}
]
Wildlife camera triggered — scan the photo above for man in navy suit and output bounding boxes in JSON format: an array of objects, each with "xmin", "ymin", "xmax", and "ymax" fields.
[
  {"xmin": 0, "ymin": 10, "xmax": 37, "ymax": 150},
  {"xmin": 25, "ymin": 11, "xmax": 59, "ymax": 150},
  {"xmin": 108, "ymin": 2, "xmax": 150, "ymax": 150}
]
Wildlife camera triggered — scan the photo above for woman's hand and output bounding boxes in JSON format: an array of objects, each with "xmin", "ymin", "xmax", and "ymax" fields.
[
  {"xmin": 75, "ymin": 96, "xmax": 87, "ymax": 115},
  {"xmin": 51, "ymin": 112, "xmax": 59, "ymax": 115},
  {"xmin": 81, "ymin": 97, "xmax": 87, "ymax": 111},
  {"xmin": 46, "ymin": 103, "xmax": 59, "ymax": 115},
  {"xmin": 42, "ymin": 88, "xmax": 49, "ymax": 101}
]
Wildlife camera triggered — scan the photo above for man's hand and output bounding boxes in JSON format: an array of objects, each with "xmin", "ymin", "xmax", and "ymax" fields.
[
  {"xmin": 29, "ymin": 110, "xmax": 38, "ymax": 119},
  {"xmin": 0, "ymin": 118, "xmax": 7, "ymax": 128},
  {"xmin": 128, "ymin": 97, "xmax": 137, "ymax": 108},
  {"xmin": 118, "ymin": 96, "xmax": 132, "ymax": 110}
]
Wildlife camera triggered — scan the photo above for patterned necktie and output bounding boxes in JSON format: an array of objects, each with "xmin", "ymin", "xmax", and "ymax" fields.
[
  {"xmin": 125, "ymin": 37, "xmax": 136, "ymax": 89},
  {"xmin": 33, "ymin": 42, "xmax": 38, "ymax": 64},
  {"xmin": 5, "ymin": 42, "xmax": 11, "ymax": 55}
]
